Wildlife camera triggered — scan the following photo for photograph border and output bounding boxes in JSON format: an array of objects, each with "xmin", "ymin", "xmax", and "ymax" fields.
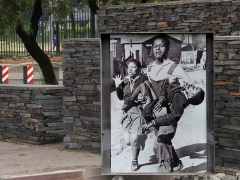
[{"xmin": 100, "ymin": 32, "xmax": 215, "ymax": 175}]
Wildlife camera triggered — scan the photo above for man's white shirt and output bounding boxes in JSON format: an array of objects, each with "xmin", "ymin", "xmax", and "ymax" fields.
[{"xmin": 147, "ymin": 58, "xmax": 192, "ymax": 86}]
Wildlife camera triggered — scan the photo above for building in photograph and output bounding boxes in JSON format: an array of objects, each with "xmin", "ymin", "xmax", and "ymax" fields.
[{"xmin": 110, "ymin": 34, "xmax": 181, "ymax": 77}]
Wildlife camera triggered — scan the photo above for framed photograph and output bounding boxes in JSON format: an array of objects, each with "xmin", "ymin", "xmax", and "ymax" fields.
[{"xmin": 101, "ymin": 32, "xmax": 214, "ymax": 175}]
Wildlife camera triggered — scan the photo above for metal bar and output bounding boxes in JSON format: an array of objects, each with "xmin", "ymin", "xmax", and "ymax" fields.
[
  {"xmin": 0, "ymin": 66, "xmax": 2, "ymax": 84},
  {"xmin": 88, "ymin": 10, "xmax": 90, "ymax": 38},
  {"xmin": 56, "ymin": 21, "xmax": 60, "ymax": 54},
  {"xmin": 4, "ymin": 35, "xmax": 7, "ymax": 54},
  {"xmin": 13, "ymin": 35, "xmax": 15, "ymax": 56},
  {"xmin": 69, "ymin": 19, "xmax": 70, "ymax": 38},
  {"xmin": 23, "ymin": 66, "xmax": 27, "ymax": 84},
  {"xmin": 49, "ymin": 15, "xmax": 53, "ymax": 55},
  {"xmin": 76, "ymin": 8, "xmax": 78, "ymax": 38},
  {"xmin": 100, "ymin": 33, "xmax": 111, "ymax": 174},
  {"xmin": 41, "ymin": 17, "xmax": 44, "ymax": 52},
  {"xmin": 81, "ymin": 9, "xmax": 83, "ymax": 37},
  {"xmin": 0, "ymin": 35, "xmax": 2, "ymax": 56}
]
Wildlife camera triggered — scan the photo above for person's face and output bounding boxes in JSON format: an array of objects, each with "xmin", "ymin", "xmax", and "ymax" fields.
[
  {"xmin": 184, "ymin": 83, "xmax": 201, "ymax": 98},
  {"xmin": 128, "ymin": 62, "xmax": 139, "ymax": 77},
  {"xmin": 153, "ymin": 38, "xmax": 168, "ymax": 61}
]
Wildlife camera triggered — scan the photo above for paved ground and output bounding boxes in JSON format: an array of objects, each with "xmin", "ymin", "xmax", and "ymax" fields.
[
  {"xmin": 0, "ymin": 141, "xmax": 174, "ymax": 180},
  {"xmin": 0, "ymin": 141, "xmax": 101, "ymax": 179}
]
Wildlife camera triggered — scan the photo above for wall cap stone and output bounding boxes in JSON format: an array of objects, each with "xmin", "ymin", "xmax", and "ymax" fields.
[
  {"xmin": 215, "ymin": 36, "xmax": 240, "ymax": 41},
  {"xmin": 63, "ymin": 38, "xmax": 100, "ymax": 42},
  {"xmin": 98, "ymin": 0, "xmax": 235, "ymax": 9},
  {"xmin": 0, "ymin": 84, "xmax": 63, "ymax": 88}
]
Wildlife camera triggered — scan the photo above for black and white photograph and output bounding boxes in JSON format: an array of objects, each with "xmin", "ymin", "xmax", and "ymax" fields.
[{"xmin": 101, "ymin": 33, "xmax": 214, "ymax": 174}]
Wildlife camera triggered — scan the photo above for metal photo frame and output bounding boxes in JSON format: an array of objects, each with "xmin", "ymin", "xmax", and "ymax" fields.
[{"xmin": 101, "ymin": 32, "xmax": 214, "ymax": 175}]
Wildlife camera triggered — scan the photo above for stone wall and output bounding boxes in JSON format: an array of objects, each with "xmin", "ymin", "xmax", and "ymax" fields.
[
  {"xmin": 0, "ymin": 85, "xmax": 64, "ymax": 144},
  {"xmin": 0, "ymin": 39, "xmax": 102, "ymax": 152},
  {"xmin": 97, "ymin": 0, "xmax": 240, "ymax": 36},
  {"xmin": 214, "ymin": 36, "xmax": 240, "ymax": 172},
  {"xmin": 96, "ymin": 0, "xmax": 240, "ymax": 173},
  {"xmin": 61, "ymin": 38, "xmax": 101, "ymax": 151}
]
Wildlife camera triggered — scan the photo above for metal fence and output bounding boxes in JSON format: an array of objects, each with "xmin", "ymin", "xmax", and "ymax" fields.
[{"xmin": 0, "ymin": 8, "xmax": 97, "ymax": 56}]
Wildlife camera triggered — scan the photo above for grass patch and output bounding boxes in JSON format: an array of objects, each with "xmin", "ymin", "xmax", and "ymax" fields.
[
  {"xmin": 38, "ymin": 71, "xmax": 46, "ymax": 84},
  {"xmin": 19, "ymin": 153, "xmax": 27, "ymax": 156},
  {"xmin": 11, "ymin": 164, "xmax": 20, "ymax": 166}
]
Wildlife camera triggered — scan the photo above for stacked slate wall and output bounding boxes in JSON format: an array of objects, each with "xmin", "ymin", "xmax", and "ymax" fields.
[
  {"xmin": 0, "ymin": 38, "xmax": 102, "ymax": 151},
  {"xmin": 62, "ymin": 38, "xmax": 101, "ymax": 151},
  {"xmin": 97, "ymin": 0, "xmax": 240, "ymax": 36},
  {"xmin": 0, "ymin": 86, "xmax": 64, "ymax": 144},
  {"xmin": 96, "ymin": 0, "xmax": 240, "ymax": 173},
  {"xmin": 214, "ymin": 36, "xmax": 240, "ymax": 172}
]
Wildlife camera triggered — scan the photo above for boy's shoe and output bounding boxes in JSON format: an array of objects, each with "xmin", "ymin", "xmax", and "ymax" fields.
[
  {"xmin": 131, "ymin": 160, "xmax": 139, "ymax": 171},
  {"xmin": 172, "ymin": 160, "xmax": 184, "ymax": 172}
]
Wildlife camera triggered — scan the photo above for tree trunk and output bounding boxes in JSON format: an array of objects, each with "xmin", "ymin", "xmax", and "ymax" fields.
[
  {"xmin": 70, "ymin": 11, "xmax": 76, "ymax": 38},
  {"xmin": 90, "ymin": 11, "xmax": 95, "ymax": 38},
  {"xmin": 15, "ymin": 0, "xmax": 57, "ymax": 85},
  {"xmin": 88, "ymin": 0, "xmax": 99, "ymax": 15},
  {"xmin": 16, "ymin": 32, "xmax": 58, "ymax": 85}
]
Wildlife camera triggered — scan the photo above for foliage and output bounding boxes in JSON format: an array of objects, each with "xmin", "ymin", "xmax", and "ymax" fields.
[
  {"xmin": 0, "ymin": 0, "xmax": 34, "ymax": 34},
  {"xmin": 0, "ymin": 0, "xmax": 167, "ymax": 36},
  {"xmin": 42, "ymin": 0, "xmax": 89, "ymax": 22},
  {"xmin": 0, "ymin": 0, "xmax": 89, "ymax": 35}
]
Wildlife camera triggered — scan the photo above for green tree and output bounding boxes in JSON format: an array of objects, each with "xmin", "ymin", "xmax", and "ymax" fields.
[
  {"xmin": 0, "ymin": 0, "xmax": 58, "ymax": 84},
  {"xmin": 0, "ymin": 0, "xmax": 89, "ymax": 84},
  {"xmin": 0, "ymin": 0, "xmax": 165, "ymax": 84}
]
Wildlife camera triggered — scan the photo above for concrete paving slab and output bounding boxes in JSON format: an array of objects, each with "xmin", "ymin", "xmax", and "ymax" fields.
[
  {"xmin": 2, "ymin": 170, "xmax": 84, "ymax": 180},
  {"xmin": 0, "ymin": 141, "xmax": 101, "ymax": 179}
]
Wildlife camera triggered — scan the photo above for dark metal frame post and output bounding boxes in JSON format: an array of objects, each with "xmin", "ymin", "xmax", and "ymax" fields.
[
  {"xmin": 206, "ymin": 33, "xmax": 215, "ymax": 173},
  {"xmin": 56, "ymin": 21, "xmax": 60, "ymax": 55},
  {"xmin": 100, "ymin": 33, "xmax": 111, "ymax": 174},
  {"xmin": 23, "ymin": 66, "xmax": 27, "ymax": 84},
  {"xmin": 0, "ymin": 66, "xmax": 2, "ymax": 84}
]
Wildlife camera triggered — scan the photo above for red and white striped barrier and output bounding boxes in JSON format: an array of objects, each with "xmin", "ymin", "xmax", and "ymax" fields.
[
  {"xmin": 2, "ymin": 66, "xmax": 9, "ymax": 83},
  {"xmin": 27, "ymin": 66, "xmax": 34, "ymax": 83}
]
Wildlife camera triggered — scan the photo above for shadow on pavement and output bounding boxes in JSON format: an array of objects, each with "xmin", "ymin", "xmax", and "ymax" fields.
[
  {"xmin": 180, "ymin": 162, "xmax": 207, "ymax": 173},
  {"xmin": 138, "ymin": 155, "xmax": 159, "ymax": 170},
  {"xmin": 176, "ymin": 143, "xmax": 206, "ymax": 158}
]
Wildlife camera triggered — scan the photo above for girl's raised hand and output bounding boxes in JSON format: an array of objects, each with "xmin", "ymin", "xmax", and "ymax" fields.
[{"xmin": 113, "ymin": 75, "xmax": 124, "ymax": 88}]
